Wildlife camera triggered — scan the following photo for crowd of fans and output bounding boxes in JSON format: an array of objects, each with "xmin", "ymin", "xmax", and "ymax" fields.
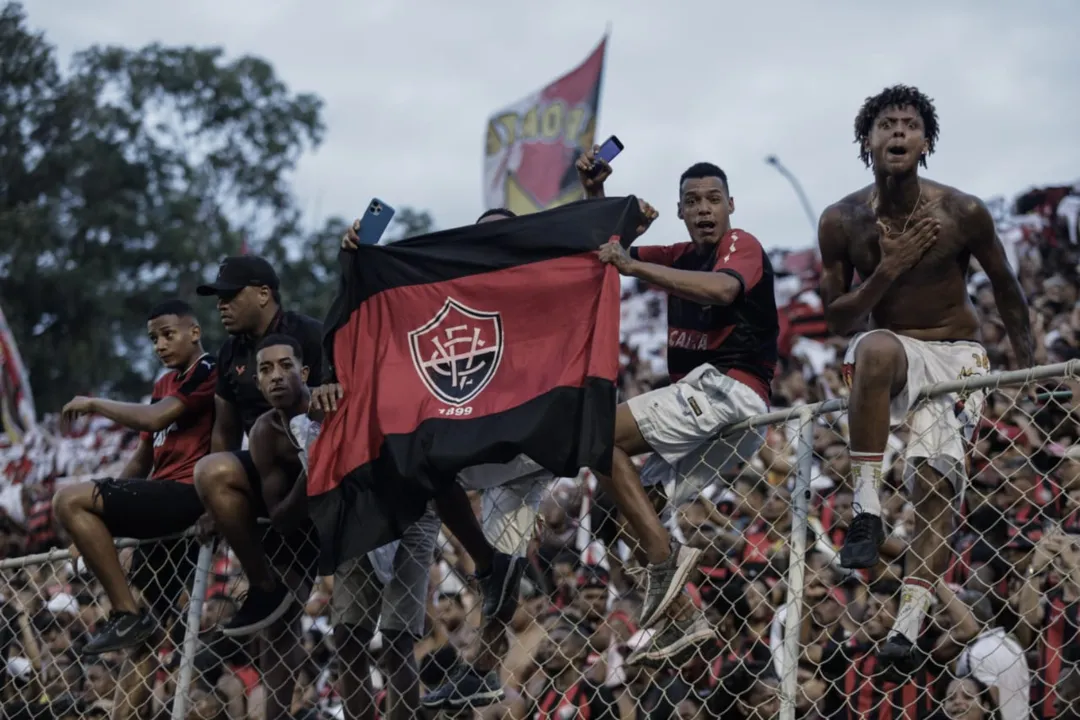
[{"xmin": 0, "ymin": 181, "xmax": 1079, "ymax": 720}]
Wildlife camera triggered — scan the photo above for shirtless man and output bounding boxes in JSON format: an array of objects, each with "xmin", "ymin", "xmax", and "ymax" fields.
[
  {"xmin": 249, "ymin": 334, "xmax": 439, "ymax": 720},
  {"xmin": 817, "ymin": 85, "xmax": 1033, "ymax": 673}
]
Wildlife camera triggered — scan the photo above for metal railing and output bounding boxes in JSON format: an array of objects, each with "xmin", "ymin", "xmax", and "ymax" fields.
[{"xmin": 0, "ymin": 361, "xmax": 1075, "ymax": 720}]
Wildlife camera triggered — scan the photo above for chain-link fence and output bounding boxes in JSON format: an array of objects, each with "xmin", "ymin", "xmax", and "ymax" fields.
[{"xmin": 2, "ymin": 361, "xmax": 1078, "ymax": 720}]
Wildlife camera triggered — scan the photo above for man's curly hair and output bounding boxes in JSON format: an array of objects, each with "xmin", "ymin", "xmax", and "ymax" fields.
[{"xmin": 854, "ymin": 85, "xmax": 939, "ymax": 168}]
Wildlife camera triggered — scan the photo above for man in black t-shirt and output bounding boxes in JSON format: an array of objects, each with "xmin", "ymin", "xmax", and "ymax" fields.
[{"xmin": 193, "ymin": 256, "xmax": 323, "ymax": 720}]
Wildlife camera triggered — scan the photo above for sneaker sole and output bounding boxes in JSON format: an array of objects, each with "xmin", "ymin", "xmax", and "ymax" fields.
[
  {"xmin": 221, "ymin": 590, "xmax": 296, "ymax": 637},
  {"xmin": 626, "ymin": 623, "xmax": 716, "ymax": 669},
  {"xmin": 639, "ymin": 545, "xmax": 702, "ymax": 629},
  {"xmin": 80, "ymin": 623, "xmax": 157, "ymax": 656},
  {"xmin": 487, "ymin": 555, "xmax": 528, "ymax": 621},
  {"xmin": 421, "ymin": 687, "xmax": 506, "ymax": 709},
  {"xmin": 839, "ymin": 543, "xmax": 881, "ymax": 570}
]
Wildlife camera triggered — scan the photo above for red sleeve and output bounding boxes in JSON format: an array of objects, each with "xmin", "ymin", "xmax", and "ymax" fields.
[
  {"xmin": 713, "ymin": 230, "xmax": 764, "ymax": 291},
  {"xmin": 630, "ymin": 243, "xmax": 691, "ymax": 267},
  {"xmin": 170, "ymin": 357, "xmax": 217, "ymax": 413}
]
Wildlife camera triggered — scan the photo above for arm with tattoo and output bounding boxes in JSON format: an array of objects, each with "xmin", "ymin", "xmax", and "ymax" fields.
[
  {"xmin": 817, "ymin": 204, "xmax": 887, "ymax": 335},
  {"xmin": 966, "ymin": 196, "xmax": 1033, "ymax": 367}
]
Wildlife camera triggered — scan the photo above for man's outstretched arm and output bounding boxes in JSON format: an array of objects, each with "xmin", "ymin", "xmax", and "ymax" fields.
[
  {"xmin": 62, "ymin": 396, "xmax": 187, "ymax": 434},
  {"xmin": 965, "ymin": 195, "xmax": 1033, "ymax": 367}
]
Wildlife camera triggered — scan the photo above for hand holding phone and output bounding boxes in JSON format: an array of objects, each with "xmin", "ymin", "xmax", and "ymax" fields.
[
  {"xmin": 341, "ymin": 198, "xmax": 397, "ymax": 250},
  {"xmin": 575, "ymin": 135, "xmax": 623, "ymax": 196}
]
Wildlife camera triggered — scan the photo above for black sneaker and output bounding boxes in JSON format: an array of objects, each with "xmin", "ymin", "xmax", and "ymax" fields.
[
  {"xmin": 421, "ymin": 665, "xmax": 505, "ymax": 709},
  {"xmin": 877, "ymin": 635, "xmax": 924, "ymax": 683},
  {"xmin": 82, "ymin": 610, "xmax": 157, "ymax": 655},
  {"xmin": 221, "ymin": 583, "xmax": 294, "ymax": 637},
  {"xmin": 478, "ymin": 552, "xmax": 527, "ymax": 622},
  {"xmin": 839, "ymin": 513, "xmax": 885, "ymax": 569}
]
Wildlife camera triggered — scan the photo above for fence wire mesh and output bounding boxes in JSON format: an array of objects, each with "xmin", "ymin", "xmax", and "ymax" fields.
[{"xmin": 2, "ymin": 362, "xmax": 1078, "ymax": 720}]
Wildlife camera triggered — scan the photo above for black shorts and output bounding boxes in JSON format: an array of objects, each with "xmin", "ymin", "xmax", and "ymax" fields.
[
  {"xmin": 94, "ymin": 478, "xmax": 205, "ymax": 618},
  {"xmin": 231, "ymin": 450, "xmax": 319, "ymax": 584},
  {"xmin": 95, "ymin": 477, "xmax": 205, "ymax": 540}
]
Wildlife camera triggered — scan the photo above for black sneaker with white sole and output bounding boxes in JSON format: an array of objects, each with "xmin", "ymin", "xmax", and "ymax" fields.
[
  {"xmin": 478, "ymin": 552, "xmax": 527, "ymax": 622},
  {"xmin": 221, "ymin": 583, "xmax": 294, "ymax": 637},
  {"xmin": 82, "ymin": 610, "xmax": 157, "ymax": 655},
  {"xmin": 421, "ymin": 665, "xmax": 505, "ymax": 709},
  {"xmin": 839, "ymin": 513, "xmax": 885, "ymax": 569}
]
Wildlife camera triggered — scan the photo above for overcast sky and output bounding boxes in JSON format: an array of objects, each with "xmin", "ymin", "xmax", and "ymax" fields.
[{"xmin": 27, "ymin": 0, "xmax": 1080, "ymax": 251}]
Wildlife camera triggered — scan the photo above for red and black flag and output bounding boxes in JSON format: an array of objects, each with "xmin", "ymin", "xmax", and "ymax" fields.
[{"xmin": 307, "ymin": 197, "xmax": 643, "ymax": 572}]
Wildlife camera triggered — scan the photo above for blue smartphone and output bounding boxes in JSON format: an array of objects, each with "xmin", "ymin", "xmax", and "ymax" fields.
[
  {"xmin": 588, "ymin": 135, "xmax": 624, "ymax": 177},
  {"xmin": 358, "ymin": 198, "xmax": 396, "ymax": 246}
]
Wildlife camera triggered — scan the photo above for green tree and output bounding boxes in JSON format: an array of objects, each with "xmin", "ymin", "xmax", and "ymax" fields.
[{"xmin": 0, "ymin": 2, "xmax": 327, "ymax": 411}]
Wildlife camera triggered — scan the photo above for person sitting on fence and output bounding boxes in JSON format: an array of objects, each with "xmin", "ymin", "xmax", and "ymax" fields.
[
  {"xmin": 579, "ymin": 149, "xmax": 779, "ymax": 665},
  {"xmin": 192, "ymin": 255, "xmax": 324, "ymax": 636},
  {"xmin": 816, "ymin": 84, "xmax": 1033, "ymax": 676},
  {"xmin": 253, "ymin": 333, "xmax": 440, "ymax": 720},
  {"xmin": 241, "ymin": 334, "xmax": 333, "ymax": 720},
  {"xmin": 193, "ymin": 257, "xmax": 323, "ymax": 720},
  {"xmin": 54, "ymin": 299, "xmax": 215, "ymax": 655},
  {"xmin": 52, "ymin": 299, "xmax": 216, "ymax": 720}
]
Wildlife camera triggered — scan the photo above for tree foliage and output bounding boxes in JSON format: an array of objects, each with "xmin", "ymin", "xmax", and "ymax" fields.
[{"xmin": 0, "ymin": 3, "xmax": 435, "ymax": 411}]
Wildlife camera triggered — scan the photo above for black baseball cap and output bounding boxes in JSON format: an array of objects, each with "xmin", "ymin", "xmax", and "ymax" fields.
[{"xmin": 196, "ymin": 256, "xmax": 279, "ymax": 296}]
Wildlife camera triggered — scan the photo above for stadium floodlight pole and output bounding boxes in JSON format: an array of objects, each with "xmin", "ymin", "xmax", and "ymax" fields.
[{"xmin": 765, "ymin": 155, "xmax": 818, "ymax": 232}]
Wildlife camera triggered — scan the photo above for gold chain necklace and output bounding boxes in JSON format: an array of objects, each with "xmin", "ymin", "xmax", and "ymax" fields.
[{"xmin": 870, "ymin": 182, "xmax": 923, "ymax": 237}]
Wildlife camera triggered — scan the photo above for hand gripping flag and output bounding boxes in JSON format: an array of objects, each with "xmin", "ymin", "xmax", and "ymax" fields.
[{"xmin": 308, "ymin": 197, "xmax": 643, "ymax": 573}]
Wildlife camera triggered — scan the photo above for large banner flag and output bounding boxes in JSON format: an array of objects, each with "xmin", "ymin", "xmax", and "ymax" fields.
[
  {"xmin": 483, "ymin": 36, "xmax": 607, "ymax": 216},
  {"xmin": 0, "ymin": 305, "xmax": 35, "ymax": 444},
  {"xmin": 308, "ymin": 197, "xmax": 643, "ymax": 572}
]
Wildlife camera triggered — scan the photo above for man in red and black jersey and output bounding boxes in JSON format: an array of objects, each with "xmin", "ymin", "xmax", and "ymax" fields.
[
  {"xmin": 54, "ymin": 299, "xmax": 215, "ymax": 654},
  {"xmin": 813, "ymin": 588, "xmax": 940, "ymax": 720},
  {"xmin": 578, "ymin": 151, "xmax": 778, "ymax": 664},
  {"xmin": 520, "ymin": 622, "xmax": 618, "ymax": 720},
  {"xmin": 1014, "ymin": 530, "xmax": 1080, "ymax": 719}
]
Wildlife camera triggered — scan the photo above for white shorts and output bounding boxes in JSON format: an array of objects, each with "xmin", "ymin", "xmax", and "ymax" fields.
[
  {"xmin": 627, "ymin": 364, "xmax": 768, "ymax": 508},
  {"xmin": 457, "ymin": 455, "xmax": 552, "ymax": 556},
  {"xmin": 843, "ymin": 331, "xmax": 989, "ymax": 491}
]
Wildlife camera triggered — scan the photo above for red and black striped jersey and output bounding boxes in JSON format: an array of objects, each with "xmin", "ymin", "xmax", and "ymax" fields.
[
  {"xmin": 141, "ymin": 355, "xmax": 216, "ymax": 484},
  {"xmin": 630, "ymin": 229, "xmax": 778, "ymax": 402},
  {"xmin": 532, "ymin": 678, "xmax": 618, "ymax": 720},
  {"xmin": 818, "ymin": 631, "xmax": 940, "ymax": 720},
  {"xmin": 1031, "ymin": 589, "xmax": 1080, "ymax": 719}
]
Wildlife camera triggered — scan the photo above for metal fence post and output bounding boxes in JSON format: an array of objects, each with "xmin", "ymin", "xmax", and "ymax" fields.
[
  {"xmin": 171, "ymin": 541, "xmax": 214, "ymax": 720},
  {"xmin": 779, "ymin": 407, "xmax": 814, "ymax": 720}
]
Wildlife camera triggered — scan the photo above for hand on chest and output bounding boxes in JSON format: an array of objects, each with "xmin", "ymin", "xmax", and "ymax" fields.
[{"xmin": 854, "ymin": 207, "xmax": 964, "ymax": 277}]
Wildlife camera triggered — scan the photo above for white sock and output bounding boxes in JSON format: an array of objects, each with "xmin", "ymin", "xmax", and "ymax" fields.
[
  {"xmin": 891, "ymin": 578, "xmax": 934, "ymax": 643},
  {"xmin": 850, "ymin": 451, "xmax": 884, "ymax": 516}
]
